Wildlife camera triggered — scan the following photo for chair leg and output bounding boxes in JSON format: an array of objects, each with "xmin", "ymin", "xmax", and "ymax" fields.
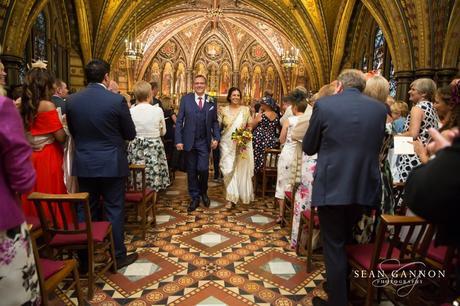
[
  {"xmin": 262, "ymin": 174, "xmax": 266, "ymax": 198},
  {"xmin": 72, "ymin": 263, "xmax": 84, "ymax": 305},
  {"xmin": 306, "ymin": 211, "xmax": 315, "ymax": 272},
  {"xmin": 108, "ymin": 229, "xmax": 118, "ymax": 273},
  {"xmin": 365, "ymin": 278, "xmax": 375, "ymax": 306},
  {"xmin": 140, "ymin": 200, "xmax": 146, "ymax": 240},
  {"xmin": 296, "ymin": 213, "xmax": 306, "ymax": 256},
  {"xmin": 151, "ymin": 192, "xmax": 157, "ymax": 227},
  {"xmin": 87, "ymin": 246, "xmax": 95, "ymax": 300}
]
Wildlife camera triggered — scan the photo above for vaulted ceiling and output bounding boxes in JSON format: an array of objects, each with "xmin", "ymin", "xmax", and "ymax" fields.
[{"xmin": 1, "ymin": 0, "xmax": 458, "ymax": 89}]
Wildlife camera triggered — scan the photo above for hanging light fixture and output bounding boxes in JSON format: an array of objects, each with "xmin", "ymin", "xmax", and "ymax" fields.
[
  {"xmin": 280, "ymin": 47, "xmax": 300, "ymax": 68},
  {"xmin": 124, "ymin": 7, "xmax": 144, "ymax": 61}
]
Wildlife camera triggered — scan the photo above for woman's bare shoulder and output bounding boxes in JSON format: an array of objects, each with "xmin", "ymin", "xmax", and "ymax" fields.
[{"xmin": 37, "ymin": 100, "xmax": 56, "ymax": 112}]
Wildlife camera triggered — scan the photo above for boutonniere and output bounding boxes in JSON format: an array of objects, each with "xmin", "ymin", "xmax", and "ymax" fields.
[{"xmin": 205, "ymin": 96, "xmax": 215, "ymax": 104}]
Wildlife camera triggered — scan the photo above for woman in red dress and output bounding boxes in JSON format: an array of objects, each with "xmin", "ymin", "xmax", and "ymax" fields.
[{"xmin": 20, "ymin": 65, "xmax": 70, "ymax": 226}]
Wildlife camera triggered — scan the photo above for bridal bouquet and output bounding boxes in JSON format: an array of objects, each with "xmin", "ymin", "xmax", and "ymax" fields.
[{"xmin": 231, "ymin": 127, "xmax": 253, "ymax": 159}]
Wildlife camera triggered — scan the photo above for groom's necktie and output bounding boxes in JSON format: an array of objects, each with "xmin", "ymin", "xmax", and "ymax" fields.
[{"xmin": 198, "ymin": 97, "xmax": 203, "ymax": 110}]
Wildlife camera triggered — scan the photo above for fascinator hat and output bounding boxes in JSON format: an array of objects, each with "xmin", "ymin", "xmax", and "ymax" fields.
[{"xmin": 260, "ymin": 96, "xmax": 276, "ymax": 109}]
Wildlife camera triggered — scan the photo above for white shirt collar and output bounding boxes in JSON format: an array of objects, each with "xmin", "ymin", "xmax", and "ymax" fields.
[
  {"xmin": 195, "ymin": 93, "xmax": 206, "ymax": 105},
  {"xmin": 97, "ymin": 83, "xmax": 108, "ymax": 90}
]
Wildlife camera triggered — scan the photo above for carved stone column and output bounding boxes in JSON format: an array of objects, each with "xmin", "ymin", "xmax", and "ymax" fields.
[
  {"xmin": 394, "ymin": 70, "xmax": 414, "ymax": 102},
  {"xmin": 414, "ymin": 68, "xmax": 436, "ymax": 80},
  {"xmin": 0, "ymin": 54, "xmax": 24, "ymax": 87},
  {"xmin": 436, "ymin": 68, "xmax": 458, "ymax": 87},
  {"xmin": 232, "ymin": 71, "xmax": 239, "ymax": 88}
]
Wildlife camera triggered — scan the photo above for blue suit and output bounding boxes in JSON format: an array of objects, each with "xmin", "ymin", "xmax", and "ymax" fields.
[
  {"xmin": 302, "ymin": 88, "xmax": 387, "ymax": 305},
  {"xmin": 175, "ymin": 93, "xmax": 220, "ymax": 200},
  {"xmin": 66, "ymin": 83, "xmax": 136, "ymax": 259}
]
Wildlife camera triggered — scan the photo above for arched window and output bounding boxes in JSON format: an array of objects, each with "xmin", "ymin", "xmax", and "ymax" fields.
[
  {"xmin": 372, "ymin": 27, "xmax": 384, "ymax": 70},
  {"xmin": 370, "ymin": 26, "xmax": 397, "ymax": 97}
]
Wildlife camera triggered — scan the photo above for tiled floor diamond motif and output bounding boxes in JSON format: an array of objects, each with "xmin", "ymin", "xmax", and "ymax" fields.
[
  {"xmin": 236, "ymin": 211, "xmax": 277, "ymax": 230},
  {"xmin": 237, "ymin": 249, "xmax": 323, "ymax": 293},
  {"xmin": 120, "ymin": 258, "xmax": 162, "ymax": 281},
  {"xmin": 260, "ymin": 257, "xmax": 302, "ymax": 280},
  {"xmin": 102, "ymin": 251, "xmax": 186, "ymax": 297},
  {"xmin": 176, "ymin": 227, "xmax": 246, "ymax": 255},
  {"xmin": 155, "ymin": 209, "xmax": 188, "ymax": 228},
  {"xmin": 198, "ymin": 296, "xmax": 228, "ymax": 306},
  {"xmin": 171, "ymin": 282, "xmax": 255, "ymax": 305}
]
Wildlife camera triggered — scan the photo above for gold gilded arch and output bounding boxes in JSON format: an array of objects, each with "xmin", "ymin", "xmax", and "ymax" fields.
[{"xmin": 442, "ymin": 0, "xmax": 460, "ymax": 69}]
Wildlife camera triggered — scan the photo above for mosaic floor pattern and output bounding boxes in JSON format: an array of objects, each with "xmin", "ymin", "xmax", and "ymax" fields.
[{"xmin": 55, "ymin": 172, "xmax": 327, "ymax": 305}]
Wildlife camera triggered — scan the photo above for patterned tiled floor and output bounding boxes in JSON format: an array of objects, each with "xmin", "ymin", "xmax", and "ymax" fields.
[{"xmin": 54, "ymin": 172, "xmax": 327, "ymax": 305}]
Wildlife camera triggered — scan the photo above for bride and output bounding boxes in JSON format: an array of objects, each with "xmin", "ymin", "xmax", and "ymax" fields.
[{"xmin": 219, "ymin": 87, "xmax": 255, "ymax": 208}]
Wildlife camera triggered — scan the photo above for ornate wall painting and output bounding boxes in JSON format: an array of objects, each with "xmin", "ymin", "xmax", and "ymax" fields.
[
  {"xmin": 240, "ymin": 65, "xmax": 250, "ymax": 97},
  {"xmin": 195, "ymin": 62, "xmax": 207, "ymax": 77},
  {"xmin": 205, "ymin": 41, "xmax": 223, "ymax": 60},
  {"xmin": 208, "ymin": 64, "xmax": 219, "ymax": 93},
  {"xmin": 220, "ymin": 64, "xmax": 231, "ymax": 94},
  {"xmin": 151, "ymin": 62, "xmax": 161, "ymax": 84},
  {"xmin": 159, "ymin": 40, "xmax": 177, "ymax": 58},
  {"xmin": 162, "ymin": 62, "xmax": 173, "ymax": 96},
  {"xmin": 265, "ymin": 66, "xmax": 275, "ymax": 92},
  {"xmin": 296, "ymin": 65, "xmax": 307, "ymax": 88},
  {"xmin": 175, "ymin": 62, "xmax": 186, "ymax": 94},
  {"xmin": 252, "ymin": 66, "xmax": 262, "ymax": 99},
  {"xmin": 251, "ymin": 44, "xmax": 268, "ymax": 62}
]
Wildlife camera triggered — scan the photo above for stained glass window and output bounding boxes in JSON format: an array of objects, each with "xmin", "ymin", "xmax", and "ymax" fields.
[
  {"xmin": 33, "ymin": 12, "xmax": 47, "ymax": 60},
  {"xmin": 373, "ymin": 27, "xmax": 385, "ymax": 71},
  {"xmin": 389, "ymin": 61, "xmax": 396, "ymax": 97}
]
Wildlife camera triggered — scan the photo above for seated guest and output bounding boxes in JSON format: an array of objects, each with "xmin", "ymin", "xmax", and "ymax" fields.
[
  {"xmin": 391, "ymin": 100, "xmax": 409, "ymax": 133},
  {"xmin": 128, "ymin": 81, "xmax": 170, "ymax": 191},
  {"xmin": 51, "ymin": 79, "xmax": 69, "ymax": 114},
  {"xmin": 0, "ymin": 92, "xmax": 39, "ymax": 305}
]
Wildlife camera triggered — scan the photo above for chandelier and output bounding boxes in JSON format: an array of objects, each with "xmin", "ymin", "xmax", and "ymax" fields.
[
  {"xmin": 281, "ymin": 47, "xmax": 300, "ymax": 68},
  {"xmin": 124, "ymin": 9, "xmax": 144, "ymax": 61}
]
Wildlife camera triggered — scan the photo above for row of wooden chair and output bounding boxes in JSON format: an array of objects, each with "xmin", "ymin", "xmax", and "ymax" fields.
[{"xmin": 27, "ymin": 164, "xmax": 158, "ymax": 304}]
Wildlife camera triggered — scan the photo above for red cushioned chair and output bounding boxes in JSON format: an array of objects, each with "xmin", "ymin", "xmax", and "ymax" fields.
[
  {"xmin": 282, "ymin": 183, "xmax": 298, "ymax": 228},
  {"xmin": 28, "ymin": 192, "xmax": 117, "ymax": 300},
  {"xmin": 346, "ymin": 214, "xmax": 433, "ymax": 306},
  {"xmin": 296, "ymin": 207, "xmax": 320, "ymax": 272},
  {"xmin": 125, "ymin": 164, "xmax": 157, "ymax": 239},
  {"xmin": 29, "ymin": 222, "xmax": 83, "ymax": 306}
]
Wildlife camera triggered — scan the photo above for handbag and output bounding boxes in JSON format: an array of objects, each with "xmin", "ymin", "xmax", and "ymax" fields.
[{"xmin": 171, "ymin": 148, "xmax": 187, "ymax": 172}]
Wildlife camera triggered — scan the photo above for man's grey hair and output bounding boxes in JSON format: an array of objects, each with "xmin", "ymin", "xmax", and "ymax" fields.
[{"xmin": 337, "ymin": 69, "xmax": 366, "ymax": 92}]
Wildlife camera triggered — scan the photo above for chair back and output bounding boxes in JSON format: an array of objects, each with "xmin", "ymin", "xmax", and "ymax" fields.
[
  {"xmin": 28, "ymin": 192, "xmax": 92, "ymax": 245},
  {"xmin": 370, "ymin": 214, "xmax": 434, "ymax": 269},
  {"xmin": 263, "ymin": 148, "xmax": 281, "ymax": 172},
  {"xmin": 126, "ymin": 164, "xmax": 147, "ymax": 195}
]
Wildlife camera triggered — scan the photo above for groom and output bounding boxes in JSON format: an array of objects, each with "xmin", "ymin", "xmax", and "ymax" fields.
[{"xmin": 175, "ymin": 75, "xmax": 220, "ymax": 212}]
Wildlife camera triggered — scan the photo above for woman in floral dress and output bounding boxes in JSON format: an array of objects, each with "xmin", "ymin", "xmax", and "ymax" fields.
[
  {"xmin": 252, "ymin": 96, "xmax": 279, "ymax": 173},
  {"xmin": 128, "ymin": 81, "xmax": 170, "ymax": 191}
]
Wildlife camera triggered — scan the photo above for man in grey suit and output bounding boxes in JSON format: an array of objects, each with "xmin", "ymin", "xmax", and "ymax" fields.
[{"xmin": 303, "ymin": 69, "xmax": 387, "ymax": 306}]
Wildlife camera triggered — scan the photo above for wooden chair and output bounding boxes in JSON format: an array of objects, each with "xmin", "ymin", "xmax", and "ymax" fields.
[
  {"xmin": 125, "ymin": 164, "xmax": 156, "ymax": 239},
  {"xmin": 260, "ymin": 148, "xmax": 281, "ymax": 198},
  {"xmin": 282, "ymin": 183, "xmax": 297, "ymax": 228},
  {"xmin": 28, "ymin": 192, "xmax": 117, "ymax": 300},
  {"xmin": 296, "ymin": 207, "xmax": 320, "ymax": 272},
  {"xmin": 346, "ymin": 214, "xmax": 433, "ymax": 306},
  {"xmin": 30, "ymin": 226, "xmax": 83, "ymax": 306}
]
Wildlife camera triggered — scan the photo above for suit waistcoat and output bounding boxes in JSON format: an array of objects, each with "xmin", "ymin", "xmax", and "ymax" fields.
[{"xmin": 195, "ymin": 107, "xmax": 207, "ymax": 140}]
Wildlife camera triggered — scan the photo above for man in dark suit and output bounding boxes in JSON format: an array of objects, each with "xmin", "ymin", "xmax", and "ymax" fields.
[
  {"xmin": 51, "ymin": 79, "xmax": 68, "ymax": 114},
  {"xmin": 175, "ymin": 75, "xmax": 220, "ymax": 212},
  {"xmin": 66, "ymin": 59, "xmax": 138, "ymax": 269},
  {"xmin": 150, "ymin": 81, "xmax": 163, "ymax": 110},
  {"xmin": 303, "ymin": 69, "xmax": 387, "ymax": 306}
]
